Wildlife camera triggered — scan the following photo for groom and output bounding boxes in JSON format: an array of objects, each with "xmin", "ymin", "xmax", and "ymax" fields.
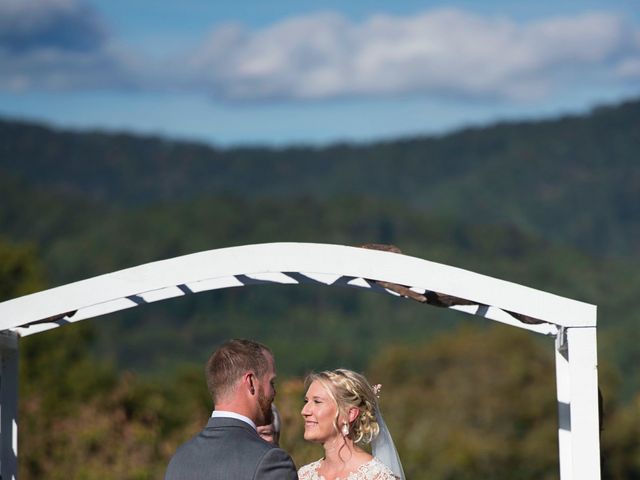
[{"xmin": 165, "ymin": 339, "xmax": 298, "ymax": 479}]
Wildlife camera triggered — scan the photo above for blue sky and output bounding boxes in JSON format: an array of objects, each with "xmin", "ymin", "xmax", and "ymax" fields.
[{"xmin": 1, "ymin": 0, "xmax": 639, "ymax": 146}]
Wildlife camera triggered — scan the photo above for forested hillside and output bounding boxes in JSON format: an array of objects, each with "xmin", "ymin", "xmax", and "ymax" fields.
[
  {"xmin": 1, "ymin": 97, "xmax": 639, "ymax": 379},
  {"xmin": 2, "ymin": 97, "xmax": 639, "ymax": 257},
  {"xmin": 1, "ymin": 97, "xmax": 639, "ymax": 478}
]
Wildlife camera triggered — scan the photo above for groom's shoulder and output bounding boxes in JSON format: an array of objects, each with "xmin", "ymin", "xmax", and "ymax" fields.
[
  {"xmin": 166, "ymin": 433, "xmax": 297, "ymax": 479},
  {"xmin": 255, "ymin": 446, "xmax": 299, "ymax": 479}
]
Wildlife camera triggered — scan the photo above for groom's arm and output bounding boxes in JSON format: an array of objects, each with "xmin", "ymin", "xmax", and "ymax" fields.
[{"xmin": 255, "ymin": 447, "xmax": 299, "ymax": 480}]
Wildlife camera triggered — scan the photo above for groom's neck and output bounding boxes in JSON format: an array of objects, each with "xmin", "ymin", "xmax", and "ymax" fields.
[{"xmin": 215, "ymin": 396, "xmax": 256, "ymax": 423}]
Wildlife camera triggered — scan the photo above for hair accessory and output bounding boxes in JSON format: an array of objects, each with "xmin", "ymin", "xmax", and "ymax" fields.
[
  {"xmin": 341, "ymin": 422, "xmax": 349, "ymax": 436},
  {"xmin": 372, "ymin": 384, "xmax": 382, "ymax": 398}
]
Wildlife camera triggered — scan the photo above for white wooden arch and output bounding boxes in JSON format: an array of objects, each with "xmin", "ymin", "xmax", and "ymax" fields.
[{"xmin": 0, "ymin": 242, "xmax": 600, "ymax": 479}]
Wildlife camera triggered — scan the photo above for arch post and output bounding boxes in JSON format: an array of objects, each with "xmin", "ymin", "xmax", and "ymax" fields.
[
  {"xmin": 0, "ymin": 330, "xmax": 19, "ymax": 480},
  {"xmin": 555, "ymin": 325, "xmax": 600, "ymax": 480}
]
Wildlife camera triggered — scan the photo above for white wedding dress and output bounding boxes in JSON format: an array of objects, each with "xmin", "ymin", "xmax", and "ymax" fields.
[{"xmin": 298, "ymin": 457, "xmax": 397, "ymax": 480}]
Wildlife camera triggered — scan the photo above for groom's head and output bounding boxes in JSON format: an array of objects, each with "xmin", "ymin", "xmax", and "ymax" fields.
[{"xmin": 206, "ymin": 339, "xmax": 275, "ymax": 425}]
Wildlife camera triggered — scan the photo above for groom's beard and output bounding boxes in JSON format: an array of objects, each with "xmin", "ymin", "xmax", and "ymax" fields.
[{"xmin": 257, "ymin": 387, "xmax": 273, "ymax": 426}]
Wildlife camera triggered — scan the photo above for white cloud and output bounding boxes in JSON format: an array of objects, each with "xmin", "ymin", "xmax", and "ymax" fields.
[
  {"xmin": 187, "ymin": 8, "xmax": 640, "ymax": 102},
  {"xmin": 0, "ymin": 0, "xmax": 106, "ymax": 51},
  {"xmin": 1, "ymin": 3, "xmax": 639, "ymax": 101},
  {"xmin": 0, "ymin": 0, "xmax": 135, "ymax": 91}
]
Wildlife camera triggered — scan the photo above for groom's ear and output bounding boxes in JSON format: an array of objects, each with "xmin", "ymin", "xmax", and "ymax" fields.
[{"xmin": 242, "ymin": 372, "xmax": 256, "ymax": 395}]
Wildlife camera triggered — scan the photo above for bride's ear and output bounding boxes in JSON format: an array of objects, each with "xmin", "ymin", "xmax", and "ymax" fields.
[{"xmin": 347, "ymin": 407, "xmax": 359, "ymax": 423}]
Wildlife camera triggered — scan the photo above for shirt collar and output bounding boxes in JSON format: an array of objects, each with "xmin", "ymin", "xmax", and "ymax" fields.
[{"xmin": 211, "ymin": 410, "xmax": 257, "ymax": 431}]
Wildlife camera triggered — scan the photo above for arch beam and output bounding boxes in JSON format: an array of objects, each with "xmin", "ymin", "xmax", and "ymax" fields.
[{"xmin": 0, "ymin": 243, "xmax": 594, "ymax": 333}]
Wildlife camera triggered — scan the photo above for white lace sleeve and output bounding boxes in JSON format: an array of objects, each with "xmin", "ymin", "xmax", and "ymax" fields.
[
  {"xmin": 298, "ymin": 457, "xmax": 397, "ymax": 480},
  {"xmin": 298, "ymin": 459, "xmax": 322, "ymax": 480},
  {"xmin": 361, "ymin": 457, "xmax": 398, "ymax": 480}
]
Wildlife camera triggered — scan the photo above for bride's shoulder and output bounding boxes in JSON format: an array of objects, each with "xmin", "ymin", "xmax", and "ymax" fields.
[
  {"xmin": 365, "ymin": 457, "xmax": 397, "ymax": 479},
  {"xmin": 298, "ymin": 458, "xmax": 322, "ymax": 479}
]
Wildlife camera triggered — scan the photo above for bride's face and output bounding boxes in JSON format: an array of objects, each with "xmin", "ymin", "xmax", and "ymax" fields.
[{"xmin": 301, "ymin": 380, "xmax": 340, "ymax": 444}]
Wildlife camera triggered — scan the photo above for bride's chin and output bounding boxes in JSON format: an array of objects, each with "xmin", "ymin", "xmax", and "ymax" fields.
[{"xmin": 304, "ymin": 431, "xmax": 326, "ymax": 443}]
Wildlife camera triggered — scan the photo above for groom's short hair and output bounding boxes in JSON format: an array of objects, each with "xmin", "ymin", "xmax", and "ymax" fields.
[{"xmin": 206, "ymin": 338, "xmax": 273, "ymax": 404}]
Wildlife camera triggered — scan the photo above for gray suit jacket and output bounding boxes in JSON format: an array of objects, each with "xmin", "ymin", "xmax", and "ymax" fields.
[{"xmin": 165, "ymin": 417, "xmax": 298, "ymax": 480}]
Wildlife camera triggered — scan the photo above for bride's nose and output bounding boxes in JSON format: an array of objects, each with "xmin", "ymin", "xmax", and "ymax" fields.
[{"xmin": 301, "ymin": 402, "xmax": 310, "ymax": 416}]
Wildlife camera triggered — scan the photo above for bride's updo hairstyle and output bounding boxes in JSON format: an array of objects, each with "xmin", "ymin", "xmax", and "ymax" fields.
[{"xmin": 305, "ymin": 369, "xmax": 380, "ymax": 445}]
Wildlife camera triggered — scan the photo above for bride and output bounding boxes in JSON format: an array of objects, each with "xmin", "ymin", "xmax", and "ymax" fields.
[{"xmin": 298, "ymin": 369, "xmax": 405, "ymax": 480}]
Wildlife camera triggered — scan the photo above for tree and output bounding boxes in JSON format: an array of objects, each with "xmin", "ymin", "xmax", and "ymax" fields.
[
  {"xmin": 0, "ymin": 238, "xmax": 44, "ymax": 301},
  {"xmin": 368, "ymin": 325, "xmax": 559, "ymax": 480}
]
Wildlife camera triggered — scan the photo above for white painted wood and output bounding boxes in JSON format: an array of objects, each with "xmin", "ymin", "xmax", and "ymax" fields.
[
  {"xmin": 14, "ymin": 272, "xmax": 560, "ymax": 338},
  {"xmin": 567, "ymin": 327, "xmax": 601, "ymax": 480},
  {"xmin": 555, "ymin": 328, "xmax": 573, "ymax": 480},
  {"xmin": 244, "ymin": 272, "xmax": 299, "ymax": 284},
  {"xmin": 0, "ymin": 243, "xmax": 594, "ymax": 334},
  {"xmin": 554, "ymin": 325, "xmax": 601, "ymax": 480},
  {"xmin": 0, "ymin": 331, "xmax": 18, "ymax": 480},
  {"xmin": 136, "ymin": 286, "xmax": 186, "ymax": 303},
  {"xmin": 187, "ymin": 276, "xmax": 244, "ymax": 293},
  {"xmin": 346, "ymin": 277, "xmax": 372, "ymax": 289},
  {"xmin": 453, "ymin": 304, "xmax": 558, "ymax": 335},
  {"xmin": 12, "ymin": 322, "xmax": 59, "ymax": 337}
]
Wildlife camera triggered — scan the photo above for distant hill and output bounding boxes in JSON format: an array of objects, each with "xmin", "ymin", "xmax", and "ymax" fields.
[
  {"xmin": 1, "ymin": 97, "xmax": 639, "ymax": 392},
  {"xmin": 2, "ymin": 97, "xmax": 639, "ymax": 258}
]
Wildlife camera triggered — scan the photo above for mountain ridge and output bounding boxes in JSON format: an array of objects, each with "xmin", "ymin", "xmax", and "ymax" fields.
[{"xmin": 2, "ymin": 96, "xmax": 639, "ymax": 258}]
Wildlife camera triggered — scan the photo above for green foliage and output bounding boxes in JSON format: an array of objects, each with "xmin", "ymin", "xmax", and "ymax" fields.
[
  {"xmin": 601, "ymin": 393, "xmax": 640, "ymax": 479},
  {"xmin": 12, "ymin": 305, "xmax": 640, "ymax": 479},
  {"xmin": 2, "ymin": 97, "xmax": 640, "ymax": 257},
  {"xmin": 19, "ymin": 325, "xmax": 212, "ymax": 479},
  {"xmin": 20, "ymin": 324, "xmax": 117, "ymax": 414},
  {"xmin": 0, "ymin": 238, "xmax": 45, "ymax": 301},
  {"xmin": 367, "ymin": 326, "xmax": 559, "ymax": 480}
]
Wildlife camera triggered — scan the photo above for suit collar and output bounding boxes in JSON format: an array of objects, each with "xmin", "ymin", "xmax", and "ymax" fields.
[
  {"xmin": 211, "ymin": 410, "xmax": 257, "ymax": 430},
  {"xmin": 206, "ymin": 416, "xmax": 260, "ymax": 434}
]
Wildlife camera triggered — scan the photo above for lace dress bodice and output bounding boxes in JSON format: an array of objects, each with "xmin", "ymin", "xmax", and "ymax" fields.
[{"xmin": 298, "ymin": 457, "xmax": 397, "ymax": 480}]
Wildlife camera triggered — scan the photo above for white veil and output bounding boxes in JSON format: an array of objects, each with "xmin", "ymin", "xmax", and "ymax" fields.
[{"xmin": 371, "ymin": 406, "xmax": 405, "ymax": 480}]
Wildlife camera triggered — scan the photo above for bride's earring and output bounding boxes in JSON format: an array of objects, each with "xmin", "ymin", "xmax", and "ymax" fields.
[{"xmin": 341, "ymin": 422, "xmax": 349, "ymax": 436}]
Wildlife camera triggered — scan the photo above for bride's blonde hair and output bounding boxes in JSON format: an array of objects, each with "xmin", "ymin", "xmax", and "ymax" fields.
[{"xmin": 305, "ymin": 369, "xmax": 380, "ymax": 445}]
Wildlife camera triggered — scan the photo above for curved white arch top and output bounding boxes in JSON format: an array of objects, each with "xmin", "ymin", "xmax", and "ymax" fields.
[
  {"xmin": 0, "ymin": 242, "xmax": 602, "ymax": 480},
  {"xmin": 0, "ymin": 242, "xmax": 595, "ymax": 337}
]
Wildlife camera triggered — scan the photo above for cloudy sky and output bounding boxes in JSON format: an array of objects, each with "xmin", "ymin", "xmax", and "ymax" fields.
[{"xmin": 1, "ymin": 0, "xmax": 639, "ymax": 145}]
